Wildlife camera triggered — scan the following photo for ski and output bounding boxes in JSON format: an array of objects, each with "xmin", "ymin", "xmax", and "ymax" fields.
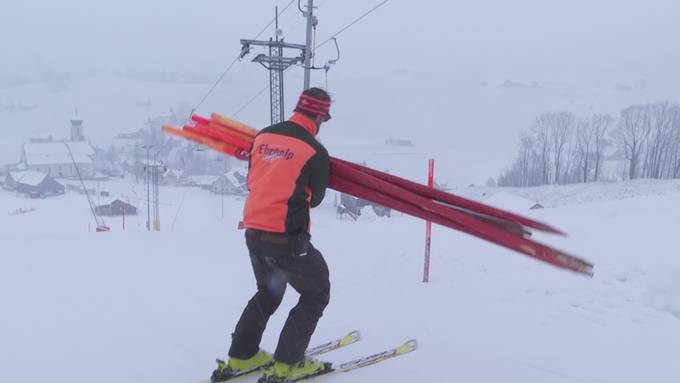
[
  {"xmin": 201, "ymin": 330, "xmax": 361, "ymax": 383},
  {"xmin": 292, "ymin": 339, "xmax": 418, "ymax": 382},
  {"xmin": 305, "ymin": 330, "xmax": 361, "ymax": 356}
]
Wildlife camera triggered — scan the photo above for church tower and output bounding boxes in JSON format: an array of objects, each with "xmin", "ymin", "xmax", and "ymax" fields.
[{"xmin": 70, "ymin": 109, "xmax": 85, "ymax": 141}]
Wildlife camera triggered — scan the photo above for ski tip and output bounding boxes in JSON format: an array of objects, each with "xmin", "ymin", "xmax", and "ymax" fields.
[
  {"xmin": 397, "ymin": 339, "xmax": 418, "ymax": 354},
  {"xmin": 338, "ymin": 330, "xmax": 361, "ymax": 347},
  {"xmin": 347, "ymin": 330, "xmax": 361, "ymax": 342}
]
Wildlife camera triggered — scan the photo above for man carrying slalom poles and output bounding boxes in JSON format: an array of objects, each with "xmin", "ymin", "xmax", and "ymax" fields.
[{"xmin": 211, "ymin": 88, "xmax": 334, "ymax": 383}]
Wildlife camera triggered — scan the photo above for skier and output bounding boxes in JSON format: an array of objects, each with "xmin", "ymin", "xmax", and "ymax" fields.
[{"xmin": 211, "ymin": 88, "xmax": 333, "ymax": 383}]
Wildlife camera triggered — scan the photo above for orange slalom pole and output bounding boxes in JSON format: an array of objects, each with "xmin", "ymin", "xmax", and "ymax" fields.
[{"xmin": 210, "ymin": 113, "xmax": 258, "ymax": 137}]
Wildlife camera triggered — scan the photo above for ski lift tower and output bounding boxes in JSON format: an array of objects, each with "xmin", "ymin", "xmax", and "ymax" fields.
[{"xmin": 240, "ymin": 6, "xmax": 310, "ymax": 125}]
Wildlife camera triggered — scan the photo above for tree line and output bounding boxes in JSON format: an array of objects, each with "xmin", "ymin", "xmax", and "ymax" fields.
[{"xmin": 498, "ymin": 101, "xmax": 680, "ymax": 187}]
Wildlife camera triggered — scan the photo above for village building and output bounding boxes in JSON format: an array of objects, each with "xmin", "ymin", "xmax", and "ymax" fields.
[
  {"xmin": 162, "ymin": 168, "xmax": 184, "ymax": 185},
  {"xmin": 211, "ymin": 169, "xmax": 248, "ymax": 195},
  {"xmin": 95, "ymin": 199, "xmax": 137, "ymax": 216},
  {"xmin": 4, "ymin": 171, "xmax": 65, "ymax": 198},
  {"xmin": 385, "ymin": 136, "xmax": 414, "ymax": 147},
  {"xmin": 17, "ymin": 113, "xmax": 97, "ymax": 179},
  {"xmin": 20, "ymin": 141, "xmax": 96, "ymax": 178},
  {"xmin": 29, "ymin": 134, "xmax": 54, "ymax": 143},
  {"xmin": 183, "ymin": 175, "xmax": 220, "ymax": 190}
]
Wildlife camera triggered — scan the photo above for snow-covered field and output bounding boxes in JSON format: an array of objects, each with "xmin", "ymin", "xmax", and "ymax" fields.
[
  {"xmin": 3, "ymin": 1, "xmax": 680, "ymax": 381},
  {"xmin": 1, "ymin": 177, "xmax": 679, "ymax": 383}
]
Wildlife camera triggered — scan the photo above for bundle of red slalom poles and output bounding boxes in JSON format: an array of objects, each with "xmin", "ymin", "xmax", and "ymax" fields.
[{"xmin": 163, "ymin": 113, "xmax": 594, "ymax": 276}]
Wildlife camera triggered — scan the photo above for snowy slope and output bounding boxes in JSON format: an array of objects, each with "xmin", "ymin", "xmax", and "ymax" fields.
[{"xmin": 1, "ymin": 178, "xmax": 679, "ymax": 383}]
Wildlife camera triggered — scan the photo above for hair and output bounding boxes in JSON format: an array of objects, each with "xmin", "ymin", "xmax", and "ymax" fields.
[{"xmin": 294, "ymin": 87, "xmax": 331, "ymax": 119}]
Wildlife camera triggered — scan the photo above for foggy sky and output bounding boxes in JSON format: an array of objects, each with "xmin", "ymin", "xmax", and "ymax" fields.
[{"xmin": 2, "ymin": 0, "xmax": 679, "ymax": 84}]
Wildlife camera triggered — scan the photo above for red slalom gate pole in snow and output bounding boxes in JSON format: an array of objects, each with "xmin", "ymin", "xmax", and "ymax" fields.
[{"xmin": 423, "ymin": 159, "xmax": 434, "ymax": 283}]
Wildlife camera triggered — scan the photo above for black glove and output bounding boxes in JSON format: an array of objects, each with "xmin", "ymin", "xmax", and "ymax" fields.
[{"xmin": 290, "ymin": 232, "xmax": 311, "ymax": 257}]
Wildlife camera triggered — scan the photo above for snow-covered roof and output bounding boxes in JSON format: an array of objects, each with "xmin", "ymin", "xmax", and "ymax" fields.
[
  {"xmin": 186, "ymin": 175, "xmax": 220, "ymax": 186},
  {"xmin": 97, "ymin": 199, "xmax": 137, "ymax": 208},
  {"xmin": 385, "ymin": 137, "xmax": 414, "ymax": 147},
  {"xmin": 30, "ymin": 134, "xmax": 54, "ymax": 143},
  {"xmin": 145, "ymin": 160, "xmax": 164, "ymax": 167},
  {"xmin": 23, "ymin": 141, "xmax": 95, "ymax": 166},
  {"xmin": 9, "ymin": 171, "xmax": 48, "ymax": 187},
  {"xmin": 483, "ymin": 191, "xmax": 543, "ymax": 213},
  {"xmin": 164, "ymin": 168, "xmax": 183, "ymax": 178}
]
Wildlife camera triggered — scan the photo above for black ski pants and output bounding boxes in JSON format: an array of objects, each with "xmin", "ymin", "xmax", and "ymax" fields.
[{"xmin": 228, "ymin": 229, "xmax": 330, "ymax": 364}]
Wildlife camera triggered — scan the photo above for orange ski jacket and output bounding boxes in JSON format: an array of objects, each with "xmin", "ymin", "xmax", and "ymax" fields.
[{"xmin": 242, "ymin": 113, "xmax": 330, "ymax": 234}]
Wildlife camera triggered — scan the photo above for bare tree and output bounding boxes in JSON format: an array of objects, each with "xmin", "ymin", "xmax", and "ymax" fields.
[
  {"xmin": 548, "ymin": 112, "xmax": 575, "ymax": 184},
  {"xmin": 501, "ymin": 112, "xmax": 580, "ymax": 186},
  {"xmin": 617, "ymin": 105, "xmax": 651, "ymax": 180},
  {"xmin": 563, "ymin": 140, "xmax": 579, "ymax": 183},
  {"xmin": 498, "ymin": 132, "xmax": 537, "ymax": 187},
  {"xmin": 517, "ymin": 133, "xmax": 534, "ymax": 186},
  {"xmin": 642, "ymin": 102, "xmax": 675, "ymax": 178},
  {"xmin": 671, "ymin": 106, "xmax": 680, "ymax": 178},
  {"xmin": 498, "ymin": 102, "xmax": 680, "ymax": 187},
  {"xmin": 575, "ymin": 119, "xmax": 595, "ymax": 182},
  {"xmin": 591, "ymin": 114, "xmax": 614, "ymax": 181},
  {"xmin": 531, "ymin": 113, "xmax": 554, "ymax": 184}
]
